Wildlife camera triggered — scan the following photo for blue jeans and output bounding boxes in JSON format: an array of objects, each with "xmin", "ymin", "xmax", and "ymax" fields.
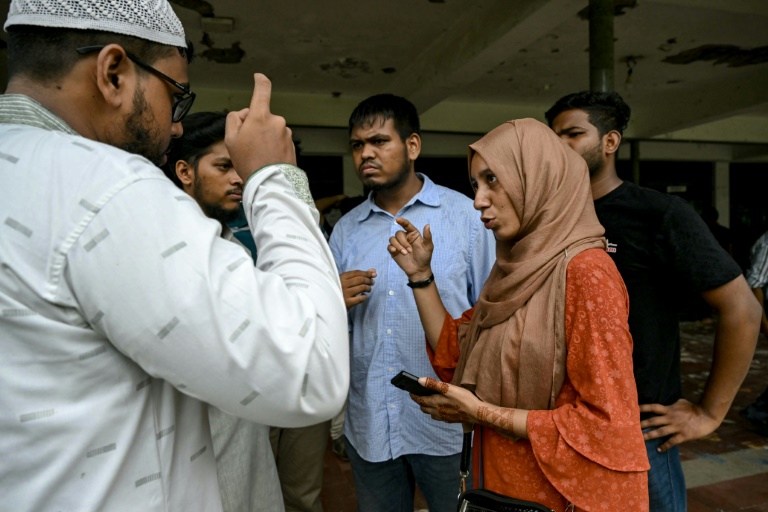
[
  {"xmin": 345, "ymin": 438, "xmax": 462, "ymax": 512},
  {"xmin": 644, "ymin": 429, "xmax": 687, "ymax": 512}
]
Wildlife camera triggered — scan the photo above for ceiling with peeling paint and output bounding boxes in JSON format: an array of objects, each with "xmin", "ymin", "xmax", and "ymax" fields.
[{"xmin": 0, "ymin": 0, "xmax": 766, "ymax": 152}]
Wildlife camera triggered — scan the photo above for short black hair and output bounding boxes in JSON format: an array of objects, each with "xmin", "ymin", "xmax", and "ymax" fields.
[
  {"xmin": 162, "ymin": 111, "xmax": 227, "ymax": 188},
  {"xmin": 348, "ymin": 93, "xmax": 420, "ymax": 141},
  {"xmin": 6, "ymin": 26, "xmax": 194, "ymax": 83},
  {"xmin": 544, "ymin": 91, "xmax": 631, "ymax": 136}
]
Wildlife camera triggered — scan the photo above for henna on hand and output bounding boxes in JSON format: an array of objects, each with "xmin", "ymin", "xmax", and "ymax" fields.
[
  {"xmin": 411, "ymin": 393, "xmax": 472, "ymax": 423},
  {"xmin": 423, "ymin": 377, "xmax": 449, "ymax": 394},
  {"xmin": 435, "ymin": 403, "xmax": 474, "ymax": 423},
  {"xmin": 477, "ymin": 405, "xmax": 513, "ymax": 430},
  {"xmin": 477, "ymin": 405, "xmax": 527, "ymax": 439}
]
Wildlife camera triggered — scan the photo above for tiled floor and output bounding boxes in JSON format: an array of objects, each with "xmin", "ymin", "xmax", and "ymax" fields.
[
  {"xmin": 320, "ymin": 445, "xmax": 357, "ymax": 512},
  {"xmin": 319, "ymin": 321, "xmax": 768, "ymax": 511},
  {"xmin": 679, "ymin": 321, "xmax": 768, "ymax": 512}
]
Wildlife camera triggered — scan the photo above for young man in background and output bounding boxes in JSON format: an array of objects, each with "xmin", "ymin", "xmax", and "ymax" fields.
[
  {"xmin": 163, "ymin": 111, "xmax": 283, "ymax": 512},
  {"xmin": 546, "ymin": 91, "xmax": 760, "ymax": 511}
]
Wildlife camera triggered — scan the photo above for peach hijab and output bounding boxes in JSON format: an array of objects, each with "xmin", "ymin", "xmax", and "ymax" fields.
[{"xmin": 453, "ymin": 118, "xmax": 605, "ymax": 410}]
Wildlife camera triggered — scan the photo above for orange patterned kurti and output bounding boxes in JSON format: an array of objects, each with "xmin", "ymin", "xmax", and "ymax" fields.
[{"xmin": 428, "ymin": 249, "xmax": 649, "ymax": 512}]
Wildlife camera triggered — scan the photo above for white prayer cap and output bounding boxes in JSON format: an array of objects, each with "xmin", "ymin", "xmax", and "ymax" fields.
[{"xmin": 4, "ymin": 0, "xmax": 187, "ymax": 48}]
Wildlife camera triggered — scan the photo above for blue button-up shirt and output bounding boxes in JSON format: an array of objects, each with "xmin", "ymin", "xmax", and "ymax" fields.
[{"xmin": 329, "ymin": 174, "xmax": 495, "ymax": 462}]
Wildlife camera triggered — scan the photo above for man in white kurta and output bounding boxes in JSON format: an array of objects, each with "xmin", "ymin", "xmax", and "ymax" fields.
[{"xmin": 0, "ymin": 2, "xmax": 349, "ymax": 511}]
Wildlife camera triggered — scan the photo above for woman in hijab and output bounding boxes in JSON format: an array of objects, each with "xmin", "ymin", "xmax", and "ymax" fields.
[{"xmin": 388, "ymin": 119, "xmax": 649, "ymax": 512}]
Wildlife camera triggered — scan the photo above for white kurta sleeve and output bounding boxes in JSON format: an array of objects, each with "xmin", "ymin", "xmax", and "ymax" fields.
[{"xmin": 65, "ymin": 162, "xmax": 349, "ymax": 428}]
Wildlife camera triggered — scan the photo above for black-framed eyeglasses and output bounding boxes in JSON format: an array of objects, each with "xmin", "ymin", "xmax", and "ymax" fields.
[{"xmin": 76, "ymin": 45, "xmax": 196, "ymax": 123}]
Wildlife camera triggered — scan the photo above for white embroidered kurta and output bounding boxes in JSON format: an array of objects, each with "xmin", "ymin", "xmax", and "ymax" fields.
[{"xmin": 0, "ymin": 95, "xmax": 349, "ymax": 511}]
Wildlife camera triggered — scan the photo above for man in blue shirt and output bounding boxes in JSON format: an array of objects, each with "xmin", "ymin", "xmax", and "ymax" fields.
[{"xmin": 329, "ymin": 94, "xmax": 494, "ymax": 512}]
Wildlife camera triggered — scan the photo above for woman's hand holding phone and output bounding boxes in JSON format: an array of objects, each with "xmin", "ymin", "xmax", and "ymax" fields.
[{"xmin": 390, "ymin": 370, "xmax": 439, "ymax": 397}]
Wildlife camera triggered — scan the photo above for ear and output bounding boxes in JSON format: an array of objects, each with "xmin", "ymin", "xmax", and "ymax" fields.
[
  {"xmin": 603, "ymin": 130, "xmax": 622, "ymax": 156},
  {"xmin": 176, "ymin": 160, "xmax": 195, "ymax": 190},
  {"xmin": 406, "ymin": 133, "xmax": 422, "ymax": 162},
  {"xmin": 94, "ymin": 44, "xmax": 137, "ymax": 112}
]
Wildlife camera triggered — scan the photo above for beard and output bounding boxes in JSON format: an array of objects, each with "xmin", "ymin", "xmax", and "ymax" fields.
[
  {"xmin": 580, "ymin": 140, "xmax": 603, "ymax": 177},
  {"xmin": 199, "ymin": 202, "xmax": 242, "ymax": 225},
  {"xmin": 119, "ymin": 88, "xmax": 168, "ymax": 166},
  {"xmin": 364, "ymin": 147, "xmax": 411, "ymax": 192},
  {"xmin": 193, "ymin": 177, "xmax": 242, "ymax": 225}
]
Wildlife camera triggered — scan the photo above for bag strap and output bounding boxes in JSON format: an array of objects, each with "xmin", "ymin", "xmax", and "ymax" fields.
[
  {"xmin": 459, "ymin": 428, "xmax": 574, "ymax": 512},
  {"xmin": 459, "ymin": 431, "xmax": 472, "ymax": 495}
]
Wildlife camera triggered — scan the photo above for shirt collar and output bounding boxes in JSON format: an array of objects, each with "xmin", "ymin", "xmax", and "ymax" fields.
[
  {"xmin": 221, "ymin": 225, "xmax": 235, "ymax": 241},
  {"xmin": 0, "ymin": 94, "xmax": 78, "ymax": 135},
  {"xmin": 356, "ymin": 173, "xmax": 441, "ymax": 222}
]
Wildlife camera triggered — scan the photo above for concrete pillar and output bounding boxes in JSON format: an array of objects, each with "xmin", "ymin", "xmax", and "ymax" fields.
[
  {"xmin": 713, "ymin": 161, "xmax": 730, "ymax": 227},
  {"xmin": 342, "ymin": 155, "xmax": 363, "ymax": 197},
  {"xmin": 589, "ymin": 0, "xmax": 614, "ymax": 92}
]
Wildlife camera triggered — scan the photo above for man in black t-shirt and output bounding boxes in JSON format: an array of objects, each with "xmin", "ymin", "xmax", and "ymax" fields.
[{"xmin": 546, "ymin": 91, "xmax": 760, "ymax": 512}]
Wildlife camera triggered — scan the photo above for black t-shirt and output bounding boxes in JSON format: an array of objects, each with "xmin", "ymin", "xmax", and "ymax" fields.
[{"xmin": 594, "ymin": 182, "xmax": 742, "ymax": 407}]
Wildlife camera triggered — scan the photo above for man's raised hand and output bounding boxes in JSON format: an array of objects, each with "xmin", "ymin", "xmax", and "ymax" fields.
[{"xmin": 225, "ymin": 73, "xmax": 297, "ymax": 182}]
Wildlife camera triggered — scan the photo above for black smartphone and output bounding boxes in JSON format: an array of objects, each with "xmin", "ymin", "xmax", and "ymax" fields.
[{"xmin": 390, "ymin": 370, "xmax": 439, "ymax": 397}]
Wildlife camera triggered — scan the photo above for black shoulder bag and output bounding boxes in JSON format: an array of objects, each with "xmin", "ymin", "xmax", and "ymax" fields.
[{"xmin": 456, "ymin": 431, "xmax": 556, "ymax": 512}]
